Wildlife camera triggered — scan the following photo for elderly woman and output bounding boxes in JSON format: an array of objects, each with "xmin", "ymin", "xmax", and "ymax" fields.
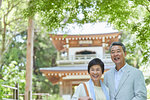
[{"xmin": 71, "ymin": 58, "xmax": 109, "ymax": 100}]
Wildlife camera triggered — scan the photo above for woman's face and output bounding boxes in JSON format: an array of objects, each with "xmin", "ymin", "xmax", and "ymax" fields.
[{"xmin": 89, "ymin": 65, "xmax": 102, "ymax": 82}]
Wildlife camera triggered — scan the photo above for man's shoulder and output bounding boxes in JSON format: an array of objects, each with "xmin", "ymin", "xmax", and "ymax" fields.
[
  {"xmin": 127, "ymin": 64, "xmax": 141, "ymax": 71},
  {"xmin": 126, "ymin": 64, "xmax": 143, "ymax": 74},
  {"xmin": 104, "ymin": 68, "xmax": 114, "ymax": 75}
]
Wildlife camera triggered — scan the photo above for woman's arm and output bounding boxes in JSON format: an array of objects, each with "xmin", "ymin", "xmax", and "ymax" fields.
[
  {"xmin": 78, "ymin": 96, "xmax": 93, "ymax": 100},
  {"xmin": 71, "ymin": 83, "xmax": 91, "ymax": 100}
]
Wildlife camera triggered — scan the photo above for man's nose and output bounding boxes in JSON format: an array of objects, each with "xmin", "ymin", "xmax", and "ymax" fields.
[{"xmin": 114, "ymin": 52, "xmax": 118, "ymax": 56}]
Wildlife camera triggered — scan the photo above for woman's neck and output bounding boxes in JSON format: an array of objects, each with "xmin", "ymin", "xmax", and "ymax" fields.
[{"xmin": 93, "ymin": 80, "xmax": 101, "ymax": 87}]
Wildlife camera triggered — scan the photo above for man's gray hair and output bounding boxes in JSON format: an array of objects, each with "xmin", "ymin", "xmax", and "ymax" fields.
[{"xmin": 109, "ymin": 42, "xmax": 126, "ymax": 52}]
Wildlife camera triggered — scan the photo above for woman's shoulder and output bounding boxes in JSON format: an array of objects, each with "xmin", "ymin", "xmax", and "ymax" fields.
[
  {"xmin": 71, "ymin": 82, "xmax": 88, "ymax": 99},
  {"xmin": 76, "ymin": 81, "xmax": 89, "ymax": 91},
  {"xmin": 77, "ymin": 83, "xmax": 84, "ymax": 88},
  {"xmin": 102, "ymin": 81, "xmax": 108, "ymax": 88}
]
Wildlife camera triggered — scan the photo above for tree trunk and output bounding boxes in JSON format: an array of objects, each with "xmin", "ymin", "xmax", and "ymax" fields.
[
  {"xmin": 0, "ymin": 0, "xmax": 2, "ymax": 10},
  {"xmin": 25, "ymin": 18, "xmax": 34, "ymax": 100},
  {"xmin": 0, "ymin": 11, "xmax": 6, "ymax": 73}
]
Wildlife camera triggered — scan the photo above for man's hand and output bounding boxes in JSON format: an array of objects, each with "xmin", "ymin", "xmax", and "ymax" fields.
[{"xmin": 78, "ymin": 96, "xmax": 93, "ymax": 100}]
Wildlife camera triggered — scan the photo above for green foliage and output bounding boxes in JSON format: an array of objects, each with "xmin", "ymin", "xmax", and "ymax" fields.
[
  {"xmin": 33, "ymin": 94, "xmax": 63, "ymax": 100},
  {"xmin": 34, "ymin": 32, "xmax": 57, "ymax": 69},
  {"xmin": 0, "ymin": 0, "xmax": 28, "ymax": 67},
  {"xmin": 0, "ymin": 0, "xmax": 149, "ymax": 98},
  {"xmin": 0, "ymin": 79, "xmax": 4, "ymax": 99},
  {"xmin": 32, "ymin": 30, "xmax": 58, "ymax": 94},
  {"xmin": 33, "ymin": 74, "xmax": 59, "ymax": 94},
  {"xmin": 0, "ymin": 0, "xmax": 28, "ymax": 33},
  {"xmin": 2, "ymin": 26, "xmax": 58, "ymax": 95},
  {"xmin": 3, "ymin": 31, "xmax": 27, "ymax": 70},
  {"xmin": 0, "ymin": 0, "xmax": 27, "ymax": 98},
  {"xmin": 0, "ymin": 61, "xmax": 25, "ymax": 99},
  {"xmin": 23, "ymin": 0, "xmax": 150, "ymax": 64},
  {"xmin": 24, "ymin": 0, "xmax": 100, "ymax": 31},
  {"xmin": 46, "ymin": 94, "xmax": 63, "ymax": 100},
  {"xmin": 3, "ymin": 61, "xmax": 23, "ymax": 82},
  {"xmin": 147, "ymin": 84, "xmax": 150, "ymax": 99}
]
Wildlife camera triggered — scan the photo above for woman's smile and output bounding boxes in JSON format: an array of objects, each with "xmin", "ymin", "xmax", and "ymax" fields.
[
  {"xmin": 92, "ymin": 75, "xmax": 99, "ymax": 78},
  {"xmin": 89, "ymin": 65, "xmax": 102, "ymax": 83}
]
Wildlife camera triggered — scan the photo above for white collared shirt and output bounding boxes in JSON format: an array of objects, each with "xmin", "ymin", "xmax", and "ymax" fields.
[{"xmin": 114, "ymin": 63, "xmax": 127, "ymax": 91}]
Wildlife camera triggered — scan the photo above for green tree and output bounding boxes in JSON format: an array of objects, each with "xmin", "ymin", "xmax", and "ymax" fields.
[
  {"xmin": 0, "ymin": 61, "xmax": 25, "ymax": 99},
  {"xmin": 0, "ymin": 0, "xmax": 28, "ymax": 66},
  {"xmin": 0, "ymin": 0, "xmax": 149, "ymax": 98},
  {"xmin": 33, "ymin": 29, "xmax": 58, "ymax": 97},
  {"xmin": 24, "ymin": 1, "xmax": 150, "ymax": 98},
  {"xmin": 0, "ymin": 79, "xmax": 4, "ymax": 99},
  {"xmin": 24, "ymin": 0, "xmax": 150, "ymax": 64},
  {"xmin": 3, "ymin": 31, "xmax": 27, "ymax": 68},
  {"xmin": 2, "ymin": 27, "xmax": 58, "ymax": 99}
]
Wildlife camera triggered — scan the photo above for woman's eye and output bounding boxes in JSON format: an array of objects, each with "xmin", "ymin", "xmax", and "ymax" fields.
[{"xmin": 91, "ymin": 69, "xmax": 94, "ymax": 71}]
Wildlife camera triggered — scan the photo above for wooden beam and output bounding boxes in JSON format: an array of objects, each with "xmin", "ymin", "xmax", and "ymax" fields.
[
  {"xmin": 25, "ymin": 18, "xmax": 34, "ymax": 100},
  {"xmin": 49, "ymin": 32, "xmax": 121, "ymax": 51}
]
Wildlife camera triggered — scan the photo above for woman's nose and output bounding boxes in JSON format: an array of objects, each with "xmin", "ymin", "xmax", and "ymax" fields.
[{"xmin": 93, "ymin": 71, "xmax": 97, "ymax": 74}]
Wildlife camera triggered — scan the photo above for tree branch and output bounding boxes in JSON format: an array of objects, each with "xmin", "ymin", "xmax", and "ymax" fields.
[
  {"xmin": 6, "ymin": 16, "xmax": 24, "ymax": 25},
  {"xmin": 0, "ymin": 0, "xmax": 2, "ymax": 9},
  {"xmin": 146, "ymin": 6, "xmax": 150, "ymax": 13},
  {"xmin": 5, "ymin": 1, "xmax": 22, "ymax": 16},
  {"xmin": 143, "ymin": 4, "xmax": 150, "ymax": 13},
  {"xmin": 3, "ymin": 32, "xmax": 21, "ymax": 55}
]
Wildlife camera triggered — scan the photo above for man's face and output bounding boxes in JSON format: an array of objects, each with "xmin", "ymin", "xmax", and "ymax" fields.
[{"xmin": 110, "ymin": 45, "xmax": 126, "ymax": 65}]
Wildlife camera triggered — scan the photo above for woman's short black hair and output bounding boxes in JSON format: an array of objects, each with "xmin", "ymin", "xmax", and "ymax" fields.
[{"xmin": 88, "ymin": 58, "xmax": 104, "ymax": 74}]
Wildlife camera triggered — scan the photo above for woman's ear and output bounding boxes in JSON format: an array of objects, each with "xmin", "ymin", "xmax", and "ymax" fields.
[{"xmin": 124, "ymin": 51, "xmax": 127, "ymax": 57}]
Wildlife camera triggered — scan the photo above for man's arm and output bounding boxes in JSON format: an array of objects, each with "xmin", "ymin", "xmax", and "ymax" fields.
[{"xmin": 132, "ymin": 70, "xmax": 147, "ymax": 100}]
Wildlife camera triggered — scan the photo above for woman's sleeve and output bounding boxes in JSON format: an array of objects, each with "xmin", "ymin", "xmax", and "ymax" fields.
[{"xmin": 71, "ymin": 84, "xmax": 85, "ymax": 100}]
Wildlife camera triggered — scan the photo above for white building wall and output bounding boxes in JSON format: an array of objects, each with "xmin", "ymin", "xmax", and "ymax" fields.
[{"xmin": 68, "ymin": 47, "xmax": 103, "ymax": 59}]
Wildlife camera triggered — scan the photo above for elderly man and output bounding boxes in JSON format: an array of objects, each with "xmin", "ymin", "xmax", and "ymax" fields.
[{"xmin": 104, "ymin": 42, "xmax": 147, "ymax": 100}]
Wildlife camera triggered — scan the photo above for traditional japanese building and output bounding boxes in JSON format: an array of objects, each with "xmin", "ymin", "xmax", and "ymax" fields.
[{"xmin": 40, "ymin": 32, "xmax": 121, "ymax": 100}]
